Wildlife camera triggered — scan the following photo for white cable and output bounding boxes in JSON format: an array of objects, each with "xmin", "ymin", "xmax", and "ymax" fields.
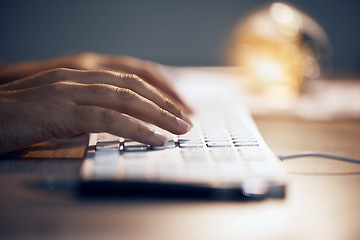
[{"xmin": 278, "ymin": 152, "xmax": 360, "ymax": 164}]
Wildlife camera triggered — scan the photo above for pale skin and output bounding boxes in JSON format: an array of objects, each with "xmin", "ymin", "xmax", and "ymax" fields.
[{"xmin": 0, "ymin": 52, "xmax": 193, "ymax": 153}]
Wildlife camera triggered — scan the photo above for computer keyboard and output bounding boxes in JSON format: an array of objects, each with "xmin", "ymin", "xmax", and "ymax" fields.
[{"xmin": 79, "ymin": 108, "xmax": 285, "ymax": 199}]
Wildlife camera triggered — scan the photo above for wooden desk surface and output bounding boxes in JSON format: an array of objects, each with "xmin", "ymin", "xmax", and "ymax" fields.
[{"xmin": 0, "ymin": 118, "xmax": 359, "ymax": 240}]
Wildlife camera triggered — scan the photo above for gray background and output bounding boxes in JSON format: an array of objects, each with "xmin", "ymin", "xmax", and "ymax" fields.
[{"xmin": 1, "ymin": 0, "xmax": 359, "ymax": 75}]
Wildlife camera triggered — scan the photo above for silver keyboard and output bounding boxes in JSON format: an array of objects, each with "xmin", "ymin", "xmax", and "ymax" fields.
[{"xmin": 79, "ymin": 108, "xmax": 285, "ymax": 199}]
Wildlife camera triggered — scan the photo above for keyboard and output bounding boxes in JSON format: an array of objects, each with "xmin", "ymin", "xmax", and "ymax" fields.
[
  {"xmin": 79, "ymin": 67, "xmax": 286, "ymax": 200},
  {"xmin": 79, "ymin": 108, "xmax": 285, "ymax": 200}
]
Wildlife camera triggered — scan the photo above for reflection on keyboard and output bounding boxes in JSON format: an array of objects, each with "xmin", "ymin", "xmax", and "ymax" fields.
[{"xmin": 80, "ymin": 110, "xmax": 285, "ymax": 199}]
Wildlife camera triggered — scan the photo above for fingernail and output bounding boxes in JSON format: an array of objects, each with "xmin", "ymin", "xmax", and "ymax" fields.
[
  {"xmin": 181, "ymin": 112, "xmax": 193, "ymax": 126},
  {"xmin": 152, "ymin": 131, "xmax": 167, "ymax": 146},
  {"xmin": 176, "ymin": 117, "xmax": 192, "ymax": 133}
]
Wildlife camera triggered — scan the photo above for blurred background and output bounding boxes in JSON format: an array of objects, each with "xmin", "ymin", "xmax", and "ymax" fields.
[{"xmin": 0, "ymin": 0, "xmax": 359, "ymax": 76}]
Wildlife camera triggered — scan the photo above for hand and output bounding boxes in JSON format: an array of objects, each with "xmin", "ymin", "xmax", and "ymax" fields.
[
  {"xmin": 0, "ymin": 68, "xmax": 192, "ymax": 153},
  {"xmin": 0, "ymin": 52, "xmax": 192, "ymax": 114},
  {"xmin": 71, "ymin": 53, "xmax": 193, "ymax": 114}
]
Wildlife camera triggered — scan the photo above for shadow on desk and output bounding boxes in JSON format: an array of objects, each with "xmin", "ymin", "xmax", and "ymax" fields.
[{"xmin": 0, "ymin": 134, "xmax": 89, "ymax": 160}]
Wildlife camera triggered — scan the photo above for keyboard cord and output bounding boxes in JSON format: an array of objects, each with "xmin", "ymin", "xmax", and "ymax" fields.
[{"xmin": 278, "ymin": 152, "xmax": 360, "ymax": 164}]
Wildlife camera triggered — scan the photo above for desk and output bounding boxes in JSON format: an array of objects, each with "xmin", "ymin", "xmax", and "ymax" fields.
[{"xmin": 0, "ymin": 71, "xmax": 360, "ymax": 240}]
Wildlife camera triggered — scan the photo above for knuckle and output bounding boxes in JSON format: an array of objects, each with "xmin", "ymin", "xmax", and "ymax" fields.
[
  {"xmin": 164, "ymin": 98, "xmax": 178, "ymax": 112},
  {"xmin": 144, "ymin": 60, "xmax": 156, "ymax": 71},
  {"xmin": 76, "ymin": 52, "xmax": 97, "ymax": 59},
  {"xmin": 74, "ymin": 52, "xmax": 99, "ymax": 69},
  {"xmin": 116, "ymin": 88, "xmax": 136, "ymax": 101},
  {"xmin": 135, "ymin": 121, "xmax": 143, "ymax": 134},
  {"xmin": 47, "ymin": 68, "xmax": 72, "ymax": 79},
  {"xmin": 159, "ymin": 108, "xmax": 170, "ymax": 119},
  {"xmin": 133, "ymin": 121, "xmax": 152, "ymax": 138},
  {"xmin": 89, "ymin": 84, "xmax": 110, "ymax": 96},
  {"xmin": 48, "ymin": 81, "xmax": 71, "ymax": 94},
  {"xmin": 153, "ymin": 109, "xmax": 171, "ymax": 126},
  {"xmin": 123, "ymin": 74, "xmax": 143, "ymax": 86},
  {"xmin": 142, "ymin": 60, "xmax": 158, "ymax": 76},
  {"xmin": 125, "ymin": 74, "xmax": 144, "ymax": 88}
]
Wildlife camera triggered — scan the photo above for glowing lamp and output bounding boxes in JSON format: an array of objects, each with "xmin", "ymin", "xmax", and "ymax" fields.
[{"xmin": 229, "ymin": 2, "xmax": 332, "ymax": 99}]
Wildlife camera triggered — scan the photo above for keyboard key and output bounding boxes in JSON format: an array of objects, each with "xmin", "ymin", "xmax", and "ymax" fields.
[
  {"xmin": 123, "ymin": 141, "xmax": 150, "ymax": 151},
  {"xmin": 123, "ymin": 152, "xmax": 149, "ymax": 159},
  {"xmin": 96, "ymin": 140, "xmax": 120, "ymax": 150},
  {"xmin": 210, "ymin": 148, "xmax": 239, "ymax": 161},
  {"xmin": 92, "ymin": 150, "xmax": 120, "ymax": 178},
  {"xmin": 218, "ymin": 162, "xmax": 244, "ymax": 181},
  {"xmin": 204, "ymin": 137, "xmax": 230, "ymax": 142},
  {"xmin": 178, "ymin": 128, "xmax": 201, "ymax": 140},
  {"xmin": 152, "ymin": 140, "xmax": 176, "ymax": 150},
  {"xmin": 206, "ymin": 141, "xmax": 232, "ymax": 148},
  {"xmin": 179, "ymin": 140, "xmax": 204, "ymax": 148},
  {"xmin": 184, "ymin": 165, "xmax": 214, "ymax": 183},
  {"xmin": 94, "ymin": 149, "xmax": 119, "ymax": 165},
  {"xmin": 97, "ymin": 133, "xmax": 122, "ymax": 142},
  {"xmin": 232, "ymin": 137, "xmax": 257, "ymax": 142},
  {"xmin": 124, "ymin": 160, "xmax": 149, "ymax": 179},
  {"xmin": 156, "ymin": 162, "xmax": 183, "ymax": 181},
  {"xmin": 234, "ymin": 143, "xmax": 259, "ymax": 147},
  {"xmin": 181, "ymin": 148, "xmax": 209, "ymax": 161}
]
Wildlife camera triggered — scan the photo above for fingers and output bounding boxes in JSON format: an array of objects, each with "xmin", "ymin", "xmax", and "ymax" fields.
[
  {"xmin": 0, "ymin": 68, "xmax": 192, "ymax": 124},
  {"xmin": 67, "ymin": 82, "xmax": 191, "ymax": 135},
  {"xmin": 95, "ymin": 55, "xmax": 193, "ymax": 114},
  {"xmin": 1, "ymin": 68, "xmax": 193, "ymax": 149},
  {"xmin": 1, "ymin": 53, "xmax": 194, "ymax": 114},
  {"xmin": 0, "ymin": 86, "xmax": 179, "ymax": 153},
  {"xmin": 73, "ymin": 106, "xmax": 168, "ymax": 146},
  {"xmin": 0, "ymin": 52, "xmax": 193, "ymax": 113},
  {"xmin": 65, "ymin": 70, "xmax": 188, "ymax": 122}
]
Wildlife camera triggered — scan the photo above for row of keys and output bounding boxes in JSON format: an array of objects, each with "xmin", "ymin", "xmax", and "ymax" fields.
[
  {"xmin": 96, "ymin": 139, "xmax": 259, "ymax": 152},
  {"xmin": 92, "ymin": 151, "xmax": 270, "ymax": 179},
  {"xmin": 95, "ymin": 144, "xmax": 265, "ymax": 165}
]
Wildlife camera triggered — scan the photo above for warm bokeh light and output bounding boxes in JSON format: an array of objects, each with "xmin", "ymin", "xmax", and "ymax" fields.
[{"xmin": 229, "ymin": 2, "xmax": 332, "ymax": 99}]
